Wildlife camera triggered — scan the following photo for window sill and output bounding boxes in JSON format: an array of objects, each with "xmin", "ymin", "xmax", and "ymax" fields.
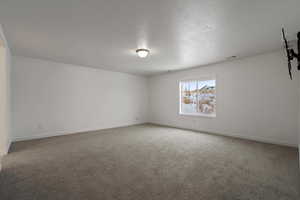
[{"xmin": 179, "ymin": 112, "xmax": 216, "ymax": 118}]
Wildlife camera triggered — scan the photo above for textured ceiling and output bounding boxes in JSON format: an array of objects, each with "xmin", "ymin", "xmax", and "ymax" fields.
[{"xmin": 0, "ymin": 0, "xmax": 300, "ymax": 75}]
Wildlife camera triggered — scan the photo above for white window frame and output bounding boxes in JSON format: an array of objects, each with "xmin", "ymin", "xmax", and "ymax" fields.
[{"xmin": 179, "ymin": 75, "xmax": 216, "ymax": 118}]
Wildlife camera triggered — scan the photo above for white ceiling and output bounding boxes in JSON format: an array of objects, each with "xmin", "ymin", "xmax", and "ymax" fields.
[{"xmin": 0, "ymin": 0, "xmax": 300, "ymax": 75}]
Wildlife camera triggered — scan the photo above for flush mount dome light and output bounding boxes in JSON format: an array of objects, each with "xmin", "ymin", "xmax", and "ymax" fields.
[{"xmin": 136, "ymin": 48, "xmax": 150, "ymax": 58}]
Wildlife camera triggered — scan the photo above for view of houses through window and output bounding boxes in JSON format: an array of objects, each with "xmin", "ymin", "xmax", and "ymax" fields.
[{"xmin": 180, "ymin": 79, "xmax": 216, "ymax": 117}]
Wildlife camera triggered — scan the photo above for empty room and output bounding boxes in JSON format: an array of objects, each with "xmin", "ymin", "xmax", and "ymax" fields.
[{"xmin": 0, "ymin": 0, "xmax": 300, "ymax": 199}]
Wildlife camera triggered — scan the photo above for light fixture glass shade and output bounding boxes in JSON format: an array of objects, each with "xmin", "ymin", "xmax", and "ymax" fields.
[{"xmin": 136, "ymin": 49, "xmax": 149, "ymax": 58}]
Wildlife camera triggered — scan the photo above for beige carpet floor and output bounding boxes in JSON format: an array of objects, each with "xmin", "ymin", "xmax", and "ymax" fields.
[{"xmin": 0, "ymin": 124, "xmax": 299, "ymax": 200}]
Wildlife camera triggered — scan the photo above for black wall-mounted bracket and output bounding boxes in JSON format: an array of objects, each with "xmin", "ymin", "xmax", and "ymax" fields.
[
  {"xmin": 288, "ymin": 32, "xmax": 300, "ymax": 70},
  {"xmin": 282, "ymin": 29, "xmax": 300, "ymax": 80}
]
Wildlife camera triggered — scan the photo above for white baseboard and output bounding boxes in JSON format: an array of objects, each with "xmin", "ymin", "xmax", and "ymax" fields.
[
  {"xmin": 12, "ymin": 122, "xmax": 147, "ymax": 142},
  {"xmin": 0, "ymin": 156, "xmax": 2, "ymax": 172},
  {"xmin": 0, "ymin": 139, "xmax": 11, "ymax": 172},
  {"xmin": 11, "ymin": 121, "xmax": 298, "ymax": 148},
  {"xmin": 148, "ymin": 122, "xmax": 298, "ymax": 148},
  {"xmin": 5, "ymin": 139, "xmax": 11, "ymax": 154},
  {"xmin": 0, "ymin": 139, "xmax": 11, "ymax": 156}
]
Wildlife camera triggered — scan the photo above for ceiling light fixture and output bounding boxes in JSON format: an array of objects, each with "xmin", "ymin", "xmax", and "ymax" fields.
[{"xmin": 136, "ymin": 48, "xmax": 150, "ymax": 58}]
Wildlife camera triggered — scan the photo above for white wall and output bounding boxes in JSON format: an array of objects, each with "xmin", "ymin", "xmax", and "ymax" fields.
[
  {"xmin": 10, "ymin": 50, "xmax": 300, "ymax": 150},
  {"xmin": 298, "ymin": 74, "xmax": 300, "ymax": 166},
  {"xmin": 0, "ymin": 25, "xmax": 11, "ymax": 165},
  {"xmin": 149, "ymin": 51, "xmax": 299, "ymax": 147},
  {"xmin": 12, "ymin": 56, "xmax": 148, "ymax": 141}
]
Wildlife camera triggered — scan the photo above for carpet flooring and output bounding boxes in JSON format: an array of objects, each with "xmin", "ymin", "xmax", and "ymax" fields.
[{"xmin": 0, "ymin": 124, "xmax": 299, "ymax": 200}]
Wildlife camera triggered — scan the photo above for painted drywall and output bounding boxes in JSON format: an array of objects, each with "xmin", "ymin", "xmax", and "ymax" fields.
[
  {"xmin": 10, "ymin": 50, "xmax": 300, "ymax": 149},
  {"xmin": 0, "ymin": 25, "xmax": 11, "ymax": 161},
  {"xmin": 149, "ymin": 51, "xmax": 299, "ymax": 147},
  {"xmin": 12, "ymin": 56, "xmax": 148, "ymax": 141},
  {"xmin": 298, "ymin": 74, "xmax": 300, "ymax": 166}
]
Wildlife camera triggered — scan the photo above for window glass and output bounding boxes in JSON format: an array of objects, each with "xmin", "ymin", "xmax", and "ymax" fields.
[{"xmin": 180, "ymin": 79, "xmax": 216, "ymax": 117}]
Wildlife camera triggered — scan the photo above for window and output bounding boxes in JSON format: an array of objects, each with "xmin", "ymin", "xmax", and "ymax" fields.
[{"xmin": 179, "ymin": 79, "xmax": 216, "ymax": 117}]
